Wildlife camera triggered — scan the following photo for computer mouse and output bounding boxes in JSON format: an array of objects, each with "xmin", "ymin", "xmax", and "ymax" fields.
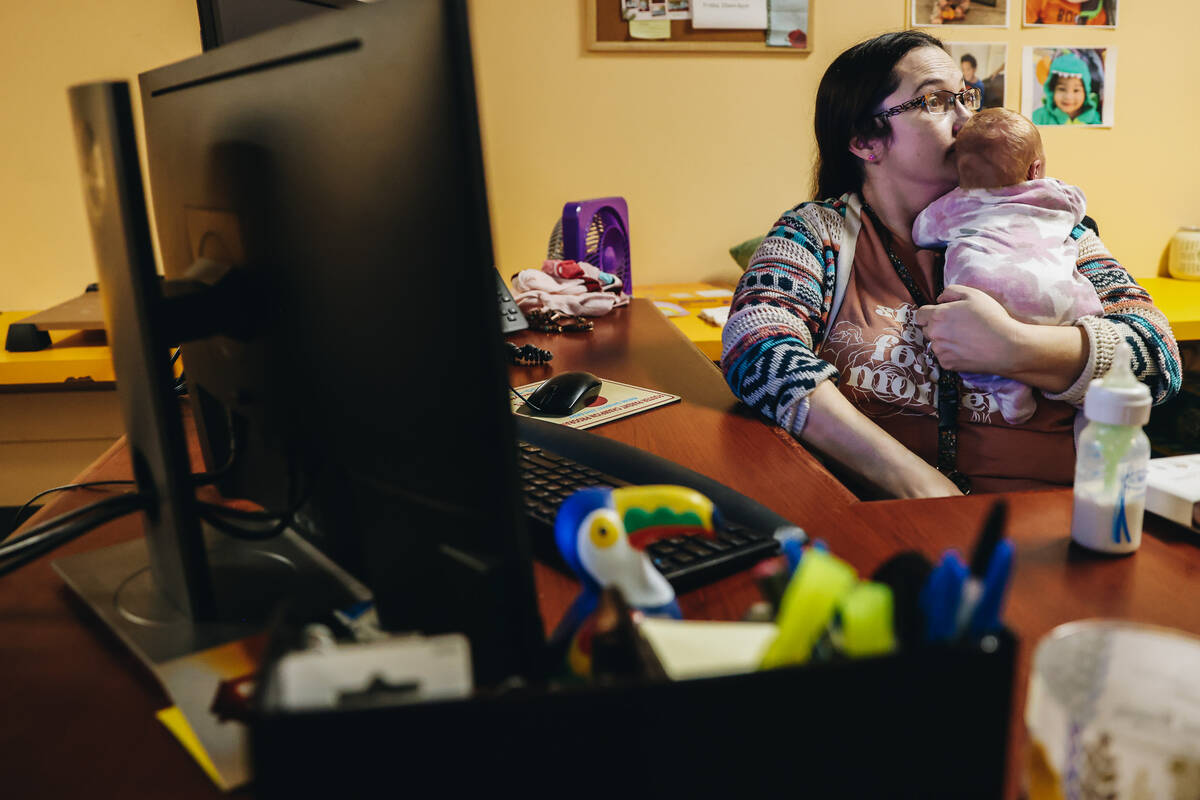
[{"xmin": 526, "ymin": 371, "xmax": 602, "ymax": 416}]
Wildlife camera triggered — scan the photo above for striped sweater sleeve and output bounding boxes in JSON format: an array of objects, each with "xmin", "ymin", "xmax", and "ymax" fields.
[
  {"xmin": 720, "ymin": 200, "xmax": 846, "ymax": 435},
  {"xmin": 1043, "ymin": 227, "xmax": 1182, "ymax": 406}
]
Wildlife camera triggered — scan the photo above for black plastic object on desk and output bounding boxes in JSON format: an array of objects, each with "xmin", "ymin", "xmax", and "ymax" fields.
[
  {"xmin": 495, "ymin": 269, "xmax": 528, "ymax": 334},
  {"xmin": 514, "ymin": 415, "xmax": 793, "ymax": 592},
  {"xmin": 254, "ymin": 628, "xmax": 1016, "ymax": 798}
]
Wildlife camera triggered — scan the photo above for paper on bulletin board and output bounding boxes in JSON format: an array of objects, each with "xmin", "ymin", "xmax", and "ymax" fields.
[
  {"xmin": 692, "ymin": 0, "xmax": 767, "ymax": 28},
  {"xmin": 511, "ymin": 377, "xmax": 680, "ymax": 430},
  {"xmin": 766, "ymin": 0, "xmax": 809, "ymax": 48}
]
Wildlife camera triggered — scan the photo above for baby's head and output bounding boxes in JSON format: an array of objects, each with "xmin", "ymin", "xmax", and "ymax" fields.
[{"xmin": 954, "ymin": 107, "xmax": 1045, "ymax": 189}]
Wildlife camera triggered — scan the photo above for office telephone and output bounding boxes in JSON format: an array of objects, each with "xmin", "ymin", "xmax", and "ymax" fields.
[{"xmin": 496, "ymin": 269, "xmax": 528, "ymax": 334}]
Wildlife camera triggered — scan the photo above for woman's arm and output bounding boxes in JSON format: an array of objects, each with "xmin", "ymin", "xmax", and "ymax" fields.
[
  {"xmin": 802, "ymin": 382, "xmax": 963, "ymax": 498},
  {"xmin": 722, "ymin": 202, "xmax": 844, "ymax": 436},
  {"xmin": 912, "ymin": 229, "xmax": 1182, "ymax": 404}
]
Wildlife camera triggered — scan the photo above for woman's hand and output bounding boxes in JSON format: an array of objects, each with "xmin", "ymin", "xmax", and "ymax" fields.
[
  {"xmin": 802, "ymin": 382, "xmax": 964, "ymax": 499},
  {"xmin": 912, "ymin": 285, "xmax": 1022, "ymax": 374},
  {"xmin": 913, "ymin": 284, "xmax": 1088, "ymax": 393}
]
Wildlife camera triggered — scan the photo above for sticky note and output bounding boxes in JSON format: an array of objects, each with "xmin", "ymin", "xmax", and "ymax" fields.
[{"xmin": 629, "ymin": 19, "xmax": 671, "ymax": 39}]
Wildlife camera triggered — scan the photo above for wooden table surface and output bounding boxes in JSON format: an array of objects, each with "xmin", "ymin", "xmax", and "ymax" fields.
[{"xmin": 3, "ymin": 299, "xmax": 1197, "ymax": 799}]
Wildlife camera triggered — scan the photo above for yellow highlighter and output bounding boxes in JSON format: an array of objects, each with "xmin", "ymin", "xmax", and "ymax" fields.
[
  {"xmin": 832, "ymin": 581, "xmax": 896, "ymax": 659},
  {"xmin": 760, "ymin": 548, "xmax": 857, "ymax": 669}
]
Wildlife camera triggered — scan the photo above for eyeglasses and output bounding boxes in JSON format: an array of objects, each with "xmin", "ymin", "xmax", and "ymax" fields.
[{"xmin": 875, "ymin": 86, "xmax": 982, "ymax": 120}]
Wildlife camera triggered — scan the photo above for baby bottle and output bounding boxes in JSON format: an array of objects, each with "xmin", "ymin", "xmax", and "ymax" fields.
[{"xmin": 1070, "ymin": 342, "xmax": 1152, "ymax": 554}]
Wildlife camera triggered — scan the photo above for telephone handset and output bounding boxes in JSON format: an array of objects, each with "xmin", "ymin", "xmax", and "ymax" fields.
[{"xmin": 496, "ymin": 269, "xmax": 528, "ymax": 334}]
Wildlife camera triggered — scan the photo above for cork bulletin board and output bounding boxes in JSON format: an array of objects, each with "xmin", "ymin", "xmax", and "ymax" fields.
[{"xmin": 587, "ymin": 0, "xmax": 813, "ymax": 54}]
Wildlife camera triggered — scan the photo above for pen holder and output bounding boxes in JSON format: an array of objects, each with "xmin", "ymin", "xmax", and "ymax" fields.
[{"xmin": 252, "ymin": 629, "xmax": 1017, "ymax": 798}]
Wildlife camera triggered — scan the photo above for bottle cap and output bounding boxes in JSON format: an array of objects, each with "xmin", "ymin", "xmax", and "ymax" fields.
[{"xmin": 1083, "ymin": 342, "xmax": 1151, "ymax": 427}]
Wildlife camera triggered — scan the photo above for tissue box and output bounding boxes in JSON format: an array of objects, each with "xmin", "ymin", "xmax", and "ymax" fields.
[{"xmin": 1146, "ymin": 453, "xmax": 1200, "ymax": 531}]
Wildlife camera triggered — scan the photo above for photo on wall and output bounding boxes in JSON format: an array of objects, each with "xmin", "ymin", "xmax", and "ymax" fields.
[
  {"xmin": 1024, "ymin": 0, "xmax": 1116, "ymax": 27},
  {"xmin": 1022, "ymin": 46, "xmax": 1116, "ymax": 127},
  {"xmin": 947, "ymin": 43, "xmax": 1007, "ymax": 109},
  {"xmin": 913, "ymin": 0, "xmax": 1009, "ymax": 28}
]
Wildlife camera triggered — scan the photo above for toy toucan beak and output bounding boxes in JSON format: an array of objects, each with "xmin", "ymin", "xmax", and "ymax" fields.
[{"xmin": 610, "ymin": 485, "xmax": 716, "ymax": 551}]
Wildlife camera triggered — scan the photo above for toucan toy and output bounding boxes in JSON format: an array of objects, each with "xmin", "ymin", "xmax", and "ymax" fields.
[{"xmin": 549, "ymin": 485, "xmax": 718, "ymax": 677}]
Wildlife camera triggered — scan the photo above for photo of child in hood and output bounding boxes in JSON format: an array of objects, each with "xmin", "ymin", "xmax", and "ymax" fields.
[{"xmin": 1031, "ymin": 50, "xmax": 1104, "ymax": 125}]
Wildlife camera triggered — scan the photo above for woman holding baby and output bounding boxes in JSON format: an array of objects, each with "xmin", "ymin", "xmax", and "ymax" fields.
[{"xmin": 721, "ymin": 30, "xmax": 1180, "ymax": 497}]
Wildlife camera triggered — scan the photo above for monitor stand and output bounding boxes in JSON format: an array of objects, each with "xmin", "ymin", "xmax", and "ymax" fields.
[{"xmin": 52, "ymin": 524, "xmax": 369, "ymax": 669}]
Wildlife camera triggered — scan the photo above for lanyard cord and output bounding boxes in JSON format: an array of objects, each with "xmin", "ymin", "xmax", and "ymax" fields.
[{"xmin": 860, "ymin": 202, "xmax": 971, "ymax": 495}]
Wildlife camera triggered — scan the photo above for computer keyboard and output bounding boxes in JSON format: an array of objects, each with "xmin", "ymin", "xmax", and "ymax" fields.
[{"xmin": 515, "ymin": 416, "xmax": 799, "ymax": 593}]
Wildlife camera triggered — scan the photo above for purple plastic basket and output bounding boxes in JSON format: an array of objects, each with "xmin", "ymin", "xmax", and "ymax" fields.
[{"xmin": 561, "ymin": 196, "xmax": 632, "ymax": 296}]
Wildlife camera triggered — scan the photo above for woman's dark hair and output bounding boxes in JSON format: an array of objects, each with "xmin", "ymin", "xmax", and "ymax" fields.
[{"xmin": 812, "ymin": 30, "xmax": 947, "ymax": 200}]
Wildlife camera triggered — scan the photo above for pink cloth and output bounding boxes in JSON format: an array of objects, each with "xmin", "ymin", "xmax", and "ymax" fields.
[
  {"xmin": 511, "ymin": 260, "xmax": 628, "ymax": 317},
  {"xmin": 913, "ymin": 178, "xmax": 1104, "ymax": 424}
]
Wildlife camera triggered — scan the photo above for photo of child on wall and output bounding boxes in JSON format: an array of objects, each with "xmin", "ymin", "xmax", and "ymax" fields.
[
  {"xmin": 1022, "ymin": 46, "xmax": 1115, "ymax": 127},
  {"xmin": 914, "ymin": 0, "xmax": 1008, "ymax": 27},
  {"xmin": 1025, "ymin": 0, "xmax": 1116, "ymax": 27},
  {"xmin": 948, "ymin": 43, "xmax": 1007, "ymax": 109}
]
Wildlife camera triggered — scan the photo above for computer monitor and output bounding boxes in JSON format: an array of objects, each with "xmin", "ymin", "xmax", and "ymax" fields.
[
  {"xmin": 196, "ymin": 0, "xmax": 364, "ymax": 51},
  {"xmin": 59, "ymin": 0, "xmax": 545, "ymax": 687}
]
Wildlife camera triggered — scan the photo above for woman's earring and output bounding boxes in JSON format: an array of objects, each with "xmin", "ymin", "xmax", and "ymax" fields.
[{"xmin": 867, "ymin": 153, "xmax": 877, "ymax": 161}]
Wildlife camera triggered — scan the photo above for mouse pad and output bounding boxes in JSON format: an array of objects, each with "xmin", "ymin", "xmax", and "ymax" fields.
[{"xmin": 510, "ymin": 377, "xmax": 680, "ymax": 430}]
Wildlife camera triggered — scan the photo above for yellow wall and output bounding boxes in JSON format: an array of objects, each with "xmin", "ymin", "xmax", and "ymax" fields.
[
  {"xmin": 2, "ymin": 0, "xmax": 1198, "ymax": 312},
  {"xmin": 468, "ymin": 0, "xmax": 1200, "ymax": 286},
  {"xmin": 0, "ymin": 0, "xmax": 201, "ymax": 311}
]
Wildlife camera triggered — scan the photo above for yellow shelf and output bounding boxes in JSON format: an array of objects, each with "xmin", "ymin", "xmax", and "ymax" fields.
[
  {"xmin": 640, "ymin": 283, "xmax": 732, "ymax": 362},
  {"xmin": 0, "ymin": 311, "xmax": 115, "ymax": 386},
  {"xmin": 1140, "ymin": 278, "xmax": 1200, "ymax": 342}
]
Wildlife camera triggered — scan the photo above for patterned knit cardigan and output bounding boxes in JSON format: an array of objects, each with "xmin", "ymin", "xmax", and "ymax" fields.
[{"xmin": 721, "ymin": 194, "xmax": 1182, "ymax": 437}]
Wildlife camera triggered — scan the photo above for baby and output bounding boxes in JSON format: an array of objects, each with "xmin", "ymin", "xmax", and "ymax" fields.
[{"xmin": 913, "ymin": 107, "xmax": 1103, "ymax": 425}]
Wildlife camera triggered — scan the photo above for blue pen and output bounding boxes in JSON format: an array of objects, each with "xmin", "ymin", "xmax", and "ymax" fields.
[
  {"xmin": 955, "ymin": 501, "xmax": 1008, "ymax": 637},
  {"xmin": 920, "ymin": 550, "xmax": 967, "ymax": 643},
  {"xmin": 966, "ymin": 538, "xmax": 1014, "ymax": 638}
]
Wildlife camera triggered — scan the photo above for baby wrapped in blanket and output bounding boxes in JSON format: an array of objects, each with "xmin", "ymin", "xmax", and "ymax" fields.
[{"xmin": 913, "ymin": 107, "xmax": 1102, "ymax": 425}]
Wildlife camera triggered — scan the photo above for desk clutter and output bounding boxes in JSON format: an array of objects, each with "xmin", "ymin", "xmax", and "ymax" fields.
[{"xmin": 249, "ymin": 493, "xmax": 1019, "ymax": 797}]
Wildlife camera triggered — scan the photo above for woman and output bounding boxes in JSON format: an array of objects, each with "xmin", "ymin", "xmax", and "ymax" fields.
[{"xmin": 721, "ymin": 31, "xmax": 1179, "ymax": 498}]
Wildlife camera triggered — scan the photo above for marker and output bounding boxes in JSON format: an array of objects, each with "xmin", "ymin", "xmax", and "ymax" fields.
[{"xmin": 921, "ymin": 550, "xmax": 967, "ymax": 643}]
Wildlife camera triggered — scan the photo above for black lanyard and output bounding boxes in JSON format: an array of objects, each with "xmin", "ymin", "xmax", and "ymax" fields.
[{"xmin": 860, "ymin": 203, "xmax": 971, "ymax": 495}]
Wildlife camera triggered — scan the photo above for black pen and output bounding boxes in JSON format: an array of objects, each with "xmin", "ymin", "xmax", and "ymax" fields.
[{"xmin": 955, "ymin": 499, "xmax": 1007, "ymax": 636}]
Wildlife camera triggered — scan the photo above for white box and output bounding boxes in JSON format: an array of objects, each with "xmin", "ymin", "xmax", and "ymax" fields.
[{"xmin": 1146, "ymin": 454, "xmax": 1200, "ymax": 532}]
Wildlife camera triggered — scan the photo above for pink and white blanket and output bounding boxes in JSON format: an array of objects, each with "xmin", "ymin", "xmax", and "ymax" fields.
[{"xmin": 913, "ymin": 178, "xmax": 1103, "ymax": 424}]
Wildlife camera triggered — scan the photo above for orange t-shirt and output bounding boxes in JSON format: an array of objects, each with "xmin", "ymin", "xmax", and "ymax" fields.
[
  {"xmin": 1026, "ymin": 0, "xmax": 1108, "ymax": 25},
  {"xmin": 818, "ymin": 213, "xmax": 1076, "ymax": 493}
]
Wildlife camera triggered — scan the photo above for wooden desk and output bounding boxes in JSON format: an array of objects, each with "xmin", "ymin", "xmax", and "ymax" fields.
[
  {"xmin": 5, "ymin": 299, "xmax": 1197, "ymax": 799},
  {"xmin": 0, "ymin": 300, "xmax": 856, "ymax": 798}
]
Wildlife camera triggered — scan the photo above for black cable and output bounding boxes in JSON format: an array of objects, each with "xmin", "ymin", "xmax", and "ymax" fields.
[
  {"xmin": 0, "ymin": 494, "xmax": 147, "ymax": 576},
  {"xmin": 0, "ymin": 492, "xmax": 144, "ymax": 556},
  {"xmin": 5, "ymin": 410, "xmax": 238, "ymax": 538},
  {"xmin": 195, "ymin": 500, "xmax": 291, "ymax": 523},
  {"xmin": 197, "ymin": 505, "xmax": 293, "ymax": 541},
  {"xmin": 510, "ymin": 384, "xmax": 547, "ymax": 415},
  {"xmin": 190, "ymin": 407, "xmax": 240, "ymax": 486},
  {"xmin": 7, "ymin": 480, "xmax": 136, "ymax": 538}
]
